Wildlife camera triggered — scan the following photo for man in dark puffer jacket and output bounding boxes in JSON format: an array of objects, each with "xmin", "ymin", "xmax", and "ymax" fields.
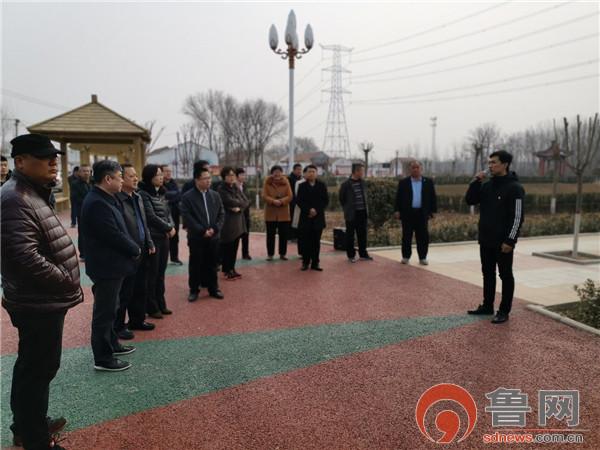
[{"xmin": 1, "ymin": 134, "xmax": 83, "ymax": 450}]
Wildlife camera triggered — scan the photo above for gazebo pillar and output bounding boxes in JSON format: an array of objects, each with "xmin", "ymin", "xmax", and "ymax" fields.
[
  {"xmin": 60, "ymin": 142, "xmax": 70, "ymax": 199},
  {"xmin": 80, "ymin": 146, "xmax": 91, "ymax": 166}
]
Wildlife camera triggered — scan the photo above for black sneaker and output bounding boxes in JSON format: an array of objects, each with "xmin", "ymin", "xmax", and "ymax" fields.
[
  {"xmin": 491, "ymin": 312, "xmax": 509, "ymax": 324},
  {"xmin": 13, "ymin": 417, "xmax": 67, "ymax": 446},
  {"xmin": 187, "ymin": 291, "xmax": 199, "ymax": 302},
  {"xmin": 128, "ymin": 321, "xmax": 155, "ymax": 331},
  {"xmin": 171, "ymin": 259, "xmax": 184, "ymax": 266},
  {"xmin": 301, "ymin": 264, "xmax": 309, "ymax": 271},
  {"xmin": 360, "ymin": 255, "xmax": 374, "ymax": 261},
  {"xmin": 242, "ymin": 255, "xmax": 252, "ymax": 260},
  {"xmin": 467, "ymin": 304, "xmax": 494, "ymax": 315},
  {"xmin": 113, "ymin": 345, "xmax": 136, "ymax": 356},
  {"xmin": 94, "ymin": 358, "xmax": 132, "ymax": 372}
]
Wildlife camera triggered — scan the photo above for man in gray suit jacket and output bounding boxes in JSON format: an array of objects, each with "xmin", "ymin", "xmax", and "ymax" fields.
[{"xmin": 180, "ymin": 167, "xmax": 225, "ymax": 301}]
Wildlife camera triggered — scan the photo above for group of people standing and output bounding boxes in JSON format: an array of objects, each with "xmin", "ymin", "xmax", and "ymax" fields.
[{"xmin": 1, "ymin": 132, "xmax": 524, "ymax": 450}]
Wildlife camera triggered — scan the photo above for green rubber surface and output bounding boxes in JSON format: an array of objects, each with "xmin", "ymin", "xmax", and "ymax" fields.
[{"xmin": 1, "ymin": 314, "xmax": 480, "ymax": 445}]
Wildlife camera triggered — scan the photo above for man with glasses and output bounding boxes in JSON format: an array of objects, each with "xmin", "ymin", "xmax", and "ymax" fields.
[
  {"xmin": 1, "ymin": 134, "xmax": 83, "ymax": 450},
  {"xmin": 80, "ymin": 160, "xmax": 142, "ymax": 371}
]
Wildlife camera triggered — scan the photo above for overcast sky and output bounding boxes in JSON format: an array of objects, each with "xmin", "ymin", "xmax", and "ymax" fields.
[{"xmin": 2, "ymin": 1, "xmax": 598, "ymax": 162}]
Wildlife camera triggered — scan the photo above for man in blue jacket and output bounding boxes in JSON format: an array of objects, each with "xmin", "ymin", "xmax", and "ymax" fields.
[
  {"xmin": 466, "ymin": 150, "xmax": 525, "ymax": 324},
  {"xmin": 80, "ymin": 160, "xmax": 141, "ymax": 371}
]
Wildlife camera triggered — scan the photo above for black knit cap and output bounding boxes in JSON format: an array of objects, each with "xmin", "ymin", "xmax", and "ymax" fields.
[{"xmin": 10, "ymin": 133, "xmax": 65, "ymax": 158}]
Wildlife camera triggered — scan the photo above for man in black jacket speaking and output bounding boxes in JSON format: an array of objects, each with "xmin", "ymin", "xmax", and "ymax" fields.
[{"xmin": 466, "ymin": 150, "xmax": 525, "ymax": 324}]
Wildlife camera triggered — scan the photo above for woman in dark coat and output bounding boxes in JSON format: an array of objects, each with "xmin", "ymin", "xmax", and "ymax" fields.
[
  {"xmin": 138, "ymin": 164, "xmax": 176, "ymax": 318},
  {"xmin": 296, "ymin": 164, "xmax": 329, "ymax": 271},
  {"xmin": 217, "ymin": 166, "xmax": 249, "ymax": 280}
]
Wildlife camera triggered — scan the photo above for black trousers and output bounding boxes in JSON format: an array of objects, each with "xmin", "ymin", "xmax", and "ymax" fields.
[
  {"xmin": 76, "ymin": 204, "xmax": 84, "ymax": 257},
  {"xmin": 266, "ymin": 221, "xmax": 289, "ymax": 256},
  {"xmin": 345, "ymin": 210, "xmax": 368, "ymax": 259},
  {"xmin": 146, "ymin": 236, "xmax": 169, "ymax": 314},
  {"xmin": 115, "ymin": 257, "xmax": 147, "ymax": 330},
  {"xmin": 70, "ymin": 199, "xmax": 78, "ymax": 226},
  {"xmin": 169, "ymin": 209, "xmax": 180, "ymax": 262},
  {"xmin": 401, "ymin": 208, "xmax": 429, "ymax": 260},
  {"xmin": 9, "ymin": 311, "xmax": 65, "ymax": 450},
  {"xmin": 301, "ymin": 227, "xmax": 323, "ymax": 267},
  {"xmin": 241, "ymin": 212, "xmax": 250, "ymax": 257},
  {"xmin": 480, "ymin": 245, "xmax": 515, "ymax": 314},
  {"xmin": 91, "ymin": 277, "xmax": 124, "ymax": 364},
  {"xmin": 189, "ymin": 238, "xmax": 219, "ymax": 293},
  {"xmin": 221, "ymin": 237, "xmax": 241, "ymax": 273}
]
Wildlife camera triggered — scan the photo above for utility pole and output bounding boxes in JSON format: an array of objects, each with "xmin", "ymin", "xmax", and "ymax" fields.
[
  {"xmin": 395, "ymin": 150, "xmax": 399, "ymax": 177},
  {"xmin": 430, "ymin": 116, "xmax": 437, "ymax": 174},
  {"xmin": 14, "ymin": 119, "xmax": 20, "ymax": 137},
  {"xmin": 361, "ymin": 142, "xmax": 373, "ymax": 177}
]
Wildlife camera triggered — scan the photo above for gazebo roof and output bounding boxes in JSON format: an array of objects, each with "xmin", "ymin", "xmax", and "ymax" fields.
[
  {"xmin": 28, "ymin": 94, "xmax": 150, "ymax": 142},
  {"xmin": 535, "ymin": 140, "xmax": 568, "ymax": 160}
]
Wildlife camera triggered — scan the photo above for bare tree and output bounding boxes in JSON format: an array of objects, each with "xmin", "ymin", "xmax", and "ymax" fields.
[
  {"xmin": 235, "ymin": 98, "xmax": 287, "ymax": 200},
  {"xmin": 469, "ymin": 123, "xmax": 501, "ymax": 173},
  {"xmin": 175, "ymin": 123, "xmax": 203, "ymax": 179},
  {"xmin": 183, "ymin": 90, "xmax": 224, "ymax": 158},
  {"xmin": 562, "ymin": 113, "xmax": 600, "ymax": 257},
  {"xmin": 144, "ymin": 120, "xmax": 165, "ymax": 154}
]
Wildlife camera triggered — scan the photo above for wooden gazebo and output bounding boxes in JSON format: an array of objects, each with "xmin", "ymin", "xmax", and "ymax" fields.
[
  {"xmin": 535, "ymin": 140, "xmax": 567, "ymax": 177},
  {"xmin": 27, "ymin": 94, "xmax": 150, "ymax": 200}
]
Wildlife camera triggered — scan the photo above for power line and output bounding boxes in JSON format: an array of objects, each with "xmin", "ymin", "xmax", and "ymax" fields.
[
  {"xmin": 353, "ymin": 58, "xmax": 599, "ymax": 103},
  {"xmin": 297, "ymin": 120, "xmax": 327, "ymax": 137},
  {"xmin": 295, "ymin": 79, "xmax": 326, "ymax": 108},
  {"xmin": 351, "ymin": 73, "xmax": 599, "ymax": 106},
  {"xmin": 274, "ymin": 58, "xmax": 325, "ymax": 105},
  {"xmin": 295, "ymin": 101, "xmax": 325, "ymax": 125},
  {"xmin": 351, "ymin": 2, "xmax": 573, "ymax": 64},
  {"xmin": 1, "ymin": 89, "xmax": 71, "ymax": 111},
  {"xmin": 352, "ymin": 33, "xmax": 599, "ymax": 85},
  {"xmin": 353, "ymin": 2, "xmax": 509, "ymax": 56},
  {"xmin": 352, "ymin": 11, "xmax": 599, "ymax": 79}
]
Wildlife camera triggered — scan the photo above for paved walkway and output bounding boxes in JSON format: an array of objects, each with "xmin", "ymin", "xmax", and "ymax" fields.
[
  {"xmin": 373, "ymin": 234, "xmax": 600, "ymax": 307},
  {"xmin": 1, "ymin": 213, "xmax": 599, "ymax": 449}
]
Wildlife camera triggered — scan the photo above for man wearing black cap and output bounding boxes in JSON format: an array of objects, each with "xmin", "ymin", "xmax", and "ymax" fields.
[{"xmin": 1, "ymin": 134, "xmax": 83, "ymax": 450}]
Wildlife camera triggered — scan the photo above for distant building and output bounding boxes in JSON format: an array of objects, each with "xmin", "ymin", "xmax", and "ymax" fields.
[
  {"xmin": 280, "ymin": 151, "xmax": 331, "ymax": 174},
  {"xmin": 368, "ymin": 162, "xmax": 392, "ymax": 177},
  {"xmin": 146, "ymin": 142, "xmax": 218, "ymax": 179},
  {"xmin": 330, "ymin": 158, "xmax": 353, "ymax": 176},
  {"xmin": 388, "ymin": 156, "xmax": 416, "ymax": 177}
]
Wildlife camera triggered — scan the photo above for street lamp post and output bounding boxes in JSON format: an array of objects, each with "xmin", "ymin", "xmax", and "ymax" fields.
[
  {"xmin": 361, "ymin": 142, "xmax": 374, "ymax": 177},
  {"xmin": 269, "ymin": 10, "xmax": 314, "ymax": 170}
]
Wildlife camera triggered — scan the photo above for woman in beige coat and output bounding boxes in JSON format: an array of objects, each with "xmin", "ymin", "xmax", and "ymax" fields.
[{"xmin": 262, "ymin": 165, "xmax": 293, "ymax": 260}]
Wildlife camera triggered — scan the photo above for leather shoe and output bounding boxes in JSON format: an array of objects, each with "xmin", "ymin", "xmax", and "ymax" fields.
[
  {"xmin": 161, "ymin": 308, "xmax": 173, "ymax": 315},
  {"xmin": 491, "ymin": 312, "xmax": 509, "ymax": 324},
  {"xmin": 311, "ymin": 266, "xmax": 323, "ymax": 271},
  {"xmin": 301, "ymin": 264, "xmax": 309, "ymax": 271},
  {"xmin": 128, "ymin": 321, "xmax": 155, "ymax": 331},
  {"xmin": 13, "ymin": 416, "xmax": 67, "ymax": 447},
  {"xmin": 117, "ymin": 328, "xmax": 134, "ymax": 340},
  {"xmin": 148, "ymin": 311, "xmax": 163, "ymax": 319},
  {"xmin": 188, "ymin": 291, "xmax": 199, "ymax": 302},
  {"xmin": 467, "ymin": 304, "xmax": 494, "ymax": 315},
  {"xmin": 209, "ymin": 290, "xmax": 224, "ymax": 299}
]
